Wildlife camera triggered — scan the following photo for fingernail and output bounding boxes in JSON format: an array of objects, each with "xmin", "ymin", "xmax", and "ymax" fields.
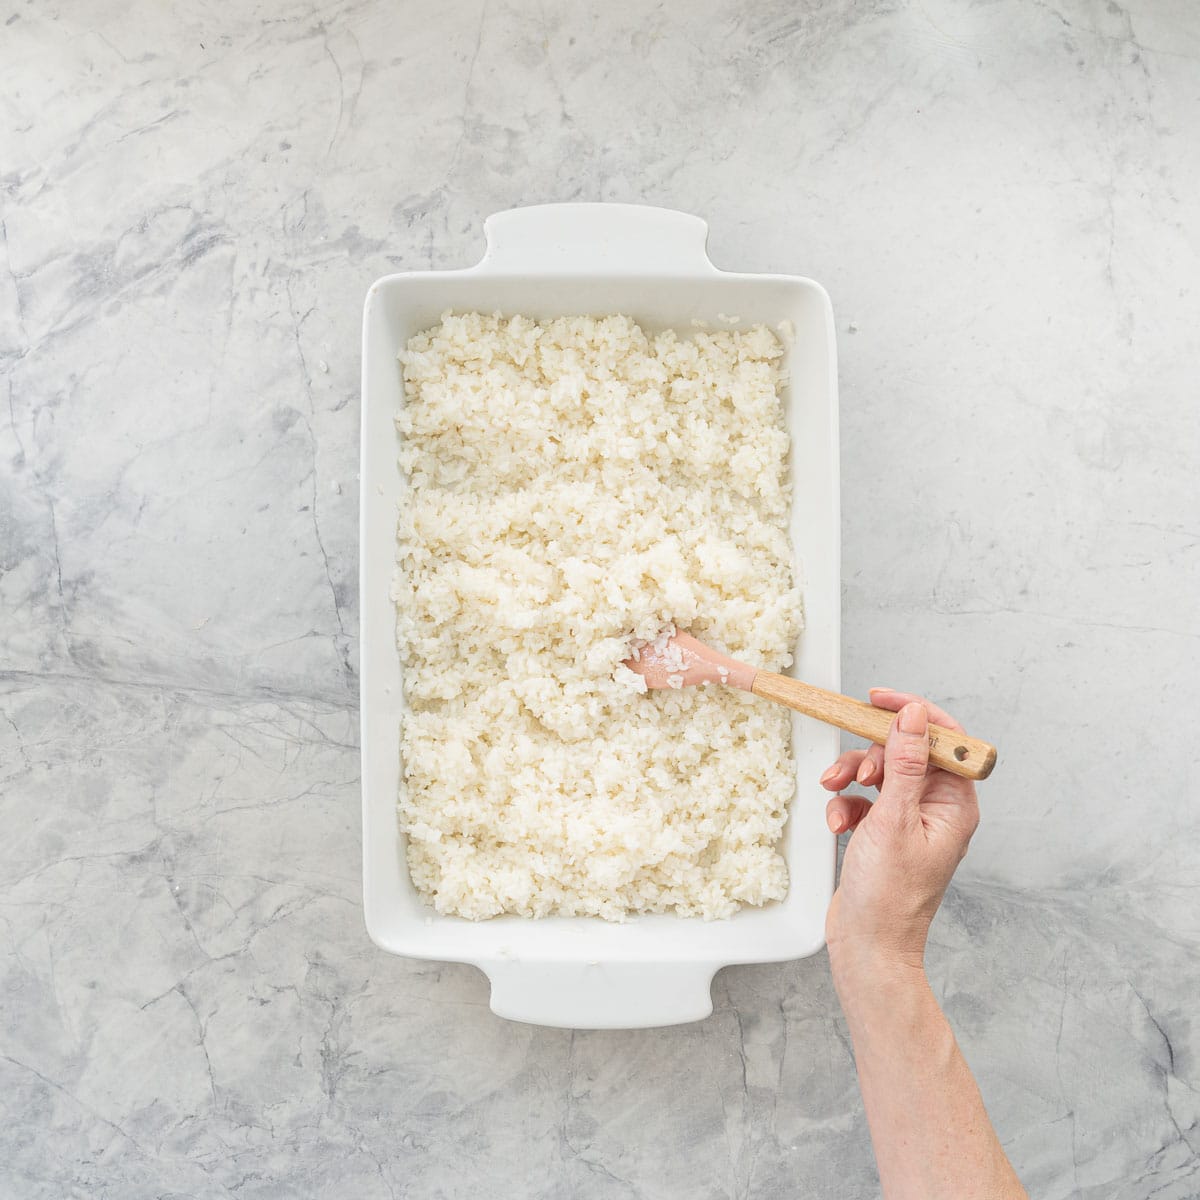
[
  {"xmin": 869, "ymin": 686, "xmax": 894, "ymax": 695},
  {"xmin": 829, "ymin": 814, "xmax": 845, "ymax": 833},
  {"xmin": 898, "ymin": 702, "xmax": 927, "ymax": 734},
  {"xmin": 856, "ymin": 759, "xmax": 873, "ymax": 784},
  {"xmin": 820, "ymin": 766, "xmax": 838, "ymax": 784}
]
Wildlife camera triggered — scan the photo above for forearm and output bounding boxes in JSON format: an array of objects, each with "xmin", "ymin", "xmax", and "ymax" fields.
[{"xmin": 832, "ymin": 951, "xmax": 1027, "ymax": 1200}]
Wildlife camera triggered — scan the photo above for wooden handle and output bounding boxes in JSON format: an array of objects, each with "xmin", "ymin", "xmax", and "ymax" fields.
[{"xmin": 751, "ymin": 673, "xmax": 997, "ymax": 781}]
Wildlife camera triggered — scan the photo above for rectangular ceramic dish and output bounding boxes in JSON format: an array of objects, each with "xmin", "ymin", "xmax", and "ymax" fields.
[{"xmin": 360, "ymin": 203, "xmax": 839, "ymax": 1028}]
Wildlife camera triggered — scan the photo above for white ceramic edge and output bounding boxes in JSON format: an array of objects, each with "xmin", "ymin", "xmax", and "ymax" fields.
[
  {"xmin": 360, "ymin": 204, "xmax": 839, "ymax": 1029},
  {"xmin": 486, "ymin": 961, "xmax": 719, "ymax": 1029},
  {"xmin": 481, "ymin": 202, "xmax": 719, "ymax": 276}
]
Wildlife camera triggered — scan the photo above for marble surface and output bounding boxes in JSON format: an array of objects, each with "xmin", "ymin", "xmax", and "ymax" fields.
[{"xmin": 2, "ymin": 0, "xmax": 1198, "ymax": 1195}]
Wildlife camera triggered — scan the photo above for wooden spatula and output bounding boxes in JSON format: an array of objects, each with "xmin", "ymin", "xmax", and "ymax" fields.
[{"xmin": 624, "ymin": 630, "xmax": 997, "ymax": 781}]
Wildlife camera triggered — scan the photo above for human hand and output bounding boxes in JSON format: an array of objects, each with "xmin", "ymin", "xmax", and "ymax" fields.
[{"xmin": 821, "ymin": 689, "xmax": 981, "ymax": 977}]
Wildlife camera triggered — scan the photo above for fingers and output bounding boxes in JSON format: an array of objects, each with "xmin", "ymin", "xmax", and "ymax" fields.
[
  {"xmin": 822, "ymin": 689, "xmax": 952, "ymax": 796},
  {"xmin": 855, "ymin": 743, "xmax": 885, "ymax": 788},
  {"xmin": 876, "ymin": 702, "xmax": 930, "ymax": 814},
  {"xmin": 821, "ymin": 748, "xmax": 887, "ymax": 792},
  {"xmin": 826, "ymin": 792, "xmax": 873, "ymax": 834},
  {"xmin": 819, "ymin": 749, "xmax": 869, "ymax": 791},
  {"xmin": 869, "ymin": 687, "xmax": 965, "ymax": 733}
]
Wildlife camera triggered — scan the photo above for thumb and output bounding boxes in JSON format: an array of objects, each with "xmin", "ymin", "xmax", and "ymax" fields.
[{"xmin": 878, "ymin": 702, "xmax": 930, "ymax": 813}]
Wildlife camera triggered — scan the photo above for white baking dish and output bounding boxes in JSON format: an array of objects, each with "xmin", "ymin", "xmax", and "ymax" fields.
[{"xmin": 360, "ymin": 204, "xmax": 839, "ymax": 1029}]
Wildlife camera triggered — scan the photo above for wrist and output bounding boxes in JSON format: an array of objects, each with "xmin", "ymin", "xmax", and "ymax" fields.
[{"xmin": 827, "ymin": 935, "xmax": 928, "ymax": 1000}]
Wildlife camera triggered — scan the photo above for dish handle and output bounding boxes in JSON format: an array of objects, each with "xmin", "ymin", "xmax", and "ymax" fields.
[
  {"xmin": 480, "ymin": 203, "xmax": 719, "ymax": 277},
  {"xmin": 483, "ymin": 960, "xmax": 719, "ymax": 1029}
]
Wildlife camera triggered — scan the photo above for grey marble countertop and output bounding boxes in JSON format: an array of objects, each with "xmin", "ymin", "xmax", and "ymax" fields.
[{"xmin": 3, "ymin": 1, "xmax": 1199, "ymax": 1197}]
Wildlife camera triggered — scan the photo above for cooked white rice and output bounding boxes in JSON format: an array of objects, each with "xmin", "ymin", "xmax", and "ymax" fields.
[{"xmin": 394, "ymin": 312, "xmax": 803, "ymax": 920}]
